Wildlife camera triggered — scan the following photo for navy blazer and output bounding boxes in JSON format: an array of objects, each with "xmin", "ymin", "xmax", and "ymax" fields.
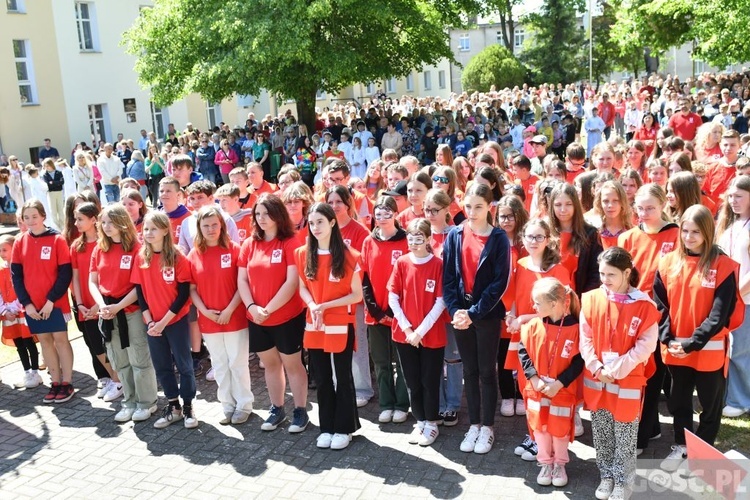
[{"xmin": 442, "ymin": 225, "xmax": 511, "ymax": 322}]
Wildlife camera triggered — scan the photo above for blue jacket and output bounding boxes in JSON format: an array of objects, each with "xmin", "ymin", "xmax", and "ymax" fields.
[{"xmin": 442, "ymin": 225, "xmax": 511, "ymax": 322}]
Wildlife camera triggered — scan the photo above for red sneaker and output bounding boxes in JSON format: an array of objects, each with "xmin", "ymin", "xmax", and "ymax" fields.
[
  {"xmin": 43, "ymin": 383, "xmax": 60, "ymax": 404},
  {"xmin": 55, "ymin": 383, "xmax": 74, "ymax": 403}
]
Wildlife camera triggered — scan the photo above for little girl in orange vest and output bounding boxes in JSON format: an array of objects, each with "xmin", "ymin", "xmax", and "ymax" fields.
[
  {"xmin": 580, "ymin": 247, "xmax": 660, "ymax": 500},
  {"xmin": 518, "ymin": 278, "xmax": 583, "ymax": 488}
]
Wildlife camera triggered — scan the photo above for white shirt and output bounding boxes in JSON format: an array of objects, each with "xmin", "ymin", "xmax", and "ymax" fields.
[
  {"xmin": 97, "ymin": 154, "xmax": 122, "ymax": 185},
  {"xmin": 178, "ymin": 210, "xmax": 240, "ymax": 254},
  {"xmin": 718, "ymin": 220, "xmax": 750, "ymax": 304}
]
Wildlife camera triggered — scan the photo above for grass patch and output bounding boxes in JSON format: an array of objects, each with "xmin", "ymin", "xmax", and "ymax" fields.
[{"xmin": 716, "ymin": 414, "xmax": 750, "ymax": 455}]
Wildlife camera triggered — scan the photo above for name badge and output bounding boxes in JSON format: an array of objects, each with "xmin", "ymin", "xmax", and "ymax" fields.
[
  {"xmin": 41, "ymin": 246, "xmax": 52, "ymax": 260},
  {"xmin": 343, "ymin": 238, "xmax": 351, "ymax": 247},
  {"xmin": 162, "ymin": 267, "xmax": 175, "ymax": 283},
  {"xmin": 602, "ymin": 351, "xmax": 618, "ymax": 367},
  {"xmin": 271, "ymin": 249, "xmax": 283, "ymax": 264},
  {"xmin": 120, "ymin": 255, "xmax": 132, "ymax": 269},
  {"xmin": 561, "ymin": 339, "xmax": 574, "ymax": 358},
  {"xmin": 425, "ymin": 279, "xmax": 436, "ymax": 293},
  {"xmin": 220, "ymin": 254, "xmax": 231, "ymax": 269}
]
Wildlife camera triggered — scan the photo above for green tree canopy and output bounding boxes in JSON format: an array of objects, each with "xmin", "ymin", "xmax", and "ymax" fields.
[
  {"xmin": 461, "ymin": 44, "xmax": 526, "ymax": 92},
  {"xmin": 124, "ymin": 0, "xmax": 484, "ymax": 131}
]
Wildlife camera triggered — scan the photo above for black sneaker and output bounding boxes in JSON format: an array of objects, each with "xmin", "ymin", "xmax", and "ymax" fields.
[
  {"xmin": 288, "ymin": 407, "xmax": 309, "ymax": 433},
  {"xmin": 43, "ymin": 383, "xmax": 60, "ymax": 404},
  {"xmin": 261, "ymin": 405, "xmax": 286, "ymax": 431},
  {"xmin": 442, "ymin": 410, "xmax": 458, "ymax": 427},
  {"xmin": 192, "ymin": 358, "xmax": 204, "ymax": 377},
  {"xmin": 55, "ymin": 383, "xmax": 75, "ymax": 403}
]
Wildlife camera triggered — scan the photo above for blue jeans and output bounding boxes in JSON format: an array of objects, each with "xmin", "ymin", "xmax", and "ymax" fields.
[
  {"xmin": 104, "ymin": 184, "xmax": 120, "ymax": 204},
  {"xmin": 727, "ymin": 305, "xmax": 750, "ymax": 409},
  {"xmin": 439, "ymin": 322, "xmax": 463, "ymax": 413},
  {"xmin": 146, "ymin": 316, "xmax": 196, "ymax": 403}
]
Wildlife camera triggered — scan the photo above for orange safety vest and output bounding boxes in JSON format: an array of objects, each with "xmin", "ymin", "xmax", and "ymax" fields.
[
  {"xmin": 658, "ymin": 253, "xmax": 741, "ymax": 373},
  {"xmin": 581, "ymin": 288, "xmax": 660, "ymax": 422},
  {"xmin": 520, "ymin": 317, "xmax": 581, "ymax": 440},
  {"xmin": 295, "ymin": 248, "xmax": 358, "ymax": 353}
]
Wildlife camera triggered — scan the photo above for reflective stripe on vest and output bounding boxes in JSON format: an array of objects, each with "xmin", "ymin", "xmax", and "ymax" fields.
[
  {"xmin": 549, "ymin": 405, "xmax": 571, "ymax": 418},
  {"xmin": 508, "ymin": 341, "xmax": 519, "ymax": 351},
  {"xmin": 703, "ymin": 339, "xmax": 724, "ymax": 350},
  {"xmin": 526, "ymin": 398, "xmax": 550, "ymax": 412},
  {"xmin": 305, "ymin": 323, "xmax": 349, "ymax": 335},
  {"xmin": 584, "ymin": 377, "xmax": 641, "ymax": 400}
]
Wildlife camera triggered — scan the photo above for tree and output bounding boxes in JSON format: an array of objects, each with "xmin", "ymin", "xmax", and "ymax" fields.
[
  {"xmin": 612, "ymin": 0, "xmax": 750, "ymax": 69},
  {"xmin": 123, "ymin": 0, "xmax": 484, "ymax": 133},
  {"xmin": 521, "ymin": 0, "xmax": 587, "ymax": 84},
  {"xmin": 590, "ymin": 1, "xmax": 644, "ymax": 83},
  {"xmin": 461, "ymin": 45, "xmax": 526, "ymax": 91},
  {"xmin": 486, "ymin": 0, "xmax": 522, "ymax": 54}
]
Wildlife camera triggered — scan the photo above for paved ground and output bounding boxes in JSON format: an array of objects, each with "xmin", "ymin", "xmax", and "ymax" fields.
[{"xmin": 0, "ymin": 335, "xmax": 725, "ymax": 499}]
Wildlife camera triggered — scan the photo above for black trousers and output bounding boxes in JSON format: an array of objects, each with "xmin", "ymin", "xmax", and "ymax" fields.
[
  {"xmin": 497, "ymin": 337, "xmax": 521, "ymax": 399},
  {"xmin": 396, "ymin": 342, "xmax": 444, "ymax": 422},
  {"xmin": 74, "ymin": 310, "xmax": 110, "ymax": 379},
  {"xmin": 667, "ymin": 365, "xmax": 725, "ymax": 446},
  {"xmin": 309, "ymin": 326, "xmax": 361, "ymax": 435},
  {"xmin": 637, "ymin": 347, "xmax": 665, "ymax": 449},
  {"xmin": 454, "ymin": 316, "xmax": 501, "ymax": 426},
  {"xmin": 14, "ymin": 337, "xmax": 39, "ymax": 371}
]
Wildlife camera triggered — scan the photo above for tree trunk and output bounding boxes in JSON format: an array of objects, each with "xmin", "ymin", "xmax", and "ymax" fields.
[{"xmin": 296, "ymin": 90, "xmax": 318, "ymax": 137}]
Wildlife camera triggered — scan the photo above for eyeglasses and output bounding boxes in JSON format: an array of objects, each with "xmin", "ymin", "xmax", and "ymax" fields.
[
  {"xmin": 373, "ymin": 210, "xmax": 394, "ymax": 220},
  {"xmin": 424, "ymin": 207, "xmax": 444, "ymax": 216},
  {"xmin": 432, "ymin": 176, "xmax": 449, "ymax": 184},
  {"xmin": 497, "ymin": 214, "xmax": 515, "ymax": 222},
  {"xmin": 523, "ymin": 234, "xmax": 547, "ymax": 243},
  {"xmin": 406, "ymin": 234, "xmax": 426, "ymax": 245}
]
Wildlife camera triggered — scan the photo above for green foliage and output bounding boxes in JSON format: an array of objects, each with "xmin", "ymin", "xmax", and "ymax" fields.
[
  {"xmin": 461, "ymin": 44, "xmax": 526, "ymax": 92},
  {"xmin": 521, "ymin": 0, "xmax": 587, "ymax": 84},
  {"xmin": 591, "ymin": 1, "xmax": 644, "ymax": 82},
  {"xmin": 123, "ymin": 0, "xmax": 485, "ymax": 129}
]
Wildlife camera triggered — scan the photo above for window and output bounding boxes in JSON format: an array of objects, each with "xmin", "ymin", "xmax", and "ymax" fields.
[
  {"xmin": 366, "ymin": 83, "xmax": 375, "ymax": 95},
  {"xmin": 150, "ymin": 102, "xmax": 169, "ymax": 140},
  {"xmin": 406, "ymin": 73, "xmax": 414, "ymax": 92},
  {"xmin": 695, "ymin": 60, "xmax": 705, "ymax": 74},
  {"xmin": 424, "ymin": 71, "xmax": 432, "ymax": 91},
  {"xmin": 6, "ymin": 0, "xmax": 25, "ymax": 13},
  {"xmin": 88, "ymin": 104, "xmax": 108, "ymax": 144},
  {"xmin": 316, "ymin": 89, "xmax": 327, "ymax": 100},
  {"xmin": 386, "ymin": 78, "xmax": 396, "ymax": 94},
  {"xmin": 206, "ymin": 102, "xmax": 222, "ymax": 129},
  {"xmin": 13, "ymin": 40, "xmax": 37, "ymax": 105},
  {"xmin": 236, "ymin": 94, "xmax": 256, "ymax": 108},
  {"xmin": 514, "ymin": 28, "xmax": 525, "ymax": 49},
  {"xmin": 438, "ymin": 70, "xmax": 446, "ymax": 90},
  {"xmin": 459, "ymin": 34, "xmax": 470, "ymax": 52},
  {"xmin": 75, "ymin": 2, "xmax": 99, "ymax": 51},
  {"xmin": 496, "ymin": 30, "xmax": 504, "ymax": 45}
]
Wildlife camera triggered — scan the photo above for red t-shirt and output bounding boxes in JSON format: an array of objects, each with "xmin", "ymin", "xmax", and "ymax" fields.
[
  {"xmin": 187, "ymin": 243, "xmax": 247, "ymax": 333},
  {"xmin": 387, "ymin": 254, "xmax": 446, "ymax": 348},
  {"xmin": 703, "ymin": 162, "xmax": 737, "ymax": 205},
  {"xmin": 340, "ymin": 219, "xmax": 370, "ymax": 252},
  {"xmin": 234, "ymin": 212, "xmax": 254, "ymax": 244},
  {"xmin": 167, "ymin": 208, "xmax": 191, "ymax": 244},
  {"xmin": 70, "ymin": 240, "xmax": 96, "ymax": 313},
  {"xmin": 668, "ymin": 112, "xmax": 702, "ymax": 141},
  {"xmin": 360, "ymin": 234, "xmax": 409, "ymax": 324},
  {"xmin": 518, "ymin": 174, "xmax": 540, "ymax": 212},
  {"xmin": 238, "ymin": 236, "xmax": 304, "ymax": 326},
  {"xmin": 130, "ymin": 252, "xmax": 191, "ymax": 324},
  {"xmin": 90, "ymin": 241, "xmax": 141, "ymax": 314},
  {"xmin": 566, "ymin": 169, "xmax": 584, "ymax": 184},
  {"xmin": 461, "ymin": 228, "xmax": 488, "ymax": 295},
  {"xmin": 11, "ymin": 231, "xmax": 71, "ymax": 313}
]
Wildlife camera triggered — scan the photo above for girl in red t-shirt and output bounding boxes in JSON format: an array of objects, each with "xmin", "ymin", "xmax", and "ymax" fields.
[
  {"xmin": 387, "ymin": 218, "xmax": 446, "ymax": 446},
  {"xmin": 595, "ymin": 181, "xmax": 633, "ymax": 249},
  {"xmin": 89, "ymin": 205, "xmax": 157, "ymax": 423},
  {"xmin": 238, "ymin": 194, "xmax": 308, "ymax": 432},
  {"xmin": 70, "ymin": 202, "xmax": 122, "ymax": 404},
  {"xmin": 131, "ymin": 211, "xmax": 196, "ymax": 429},
  {"xmin": 11, "ymin": 199, "xmax": 74, "ymax": 403},
  {"xmin": 189, "ymin": 205, "xmax": 254, "ymax": 427},
  {"xmin": 120, "ymin": 188, "xmax": 147, "ymax": 241}
]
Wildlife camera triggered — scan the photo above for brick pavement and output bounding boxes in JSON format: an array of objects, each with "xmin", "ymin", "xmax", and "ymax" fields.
[{"xmin": 0, "ymin": 335, "xmax": 711, "ymax": 499}]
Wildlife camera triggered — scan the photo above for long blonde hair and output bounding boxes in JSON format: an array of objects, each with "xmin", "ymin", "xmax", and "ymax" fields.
[
  {"xmin": 672, "ymin": 205, "xmax": 721, "ymax": 279},
  {"xmin": 140, "ymin": 211, "xmax": 180, "ymax": 269},
  {"xmin": 98, "ymin": 205, "xmax": 138, "ymax": 253}
]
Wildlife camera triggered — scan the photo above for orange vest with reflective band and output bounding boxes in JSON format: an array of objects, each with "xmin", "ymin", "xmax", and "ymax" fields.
[
  {"xmin": 581, "ymin": 288, "xmax": 660, "ymax": 422},
  {"xmin": 520, "ymin": 317, "xmax": 580, "ymax": 440},
  {"xmin": 295, "ymin": 248, "xmax": 358, "ymax": 353},
  {"xmin": 658, "ymin": 253, "xmax": 739, "ymax": 372}
]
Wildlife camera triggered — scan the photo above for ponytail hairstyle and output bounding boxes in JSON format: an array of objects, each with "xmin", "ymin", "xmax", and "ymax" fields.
[
  {"xmin": 373, "ymin": 195, "xmax": 401, "ymax": 233},
  {"xmin": 496, "ymin": 195, "xmax": 529, "ymax": 251},
  {"xmin": 666, "ymin": 172, "xmax": 702, "ymax": 222},
  {"xmin": 531, "ymin": 277, "xmax": 581, "ymax": 318},
  {"xmin": 194, "ymin": 205, "xmax": 231, "ymax": 253},
  {"xmin": 406, "ymin": 218, "xmax": 433, "ymax": 254},
  {"xmin": 326, "ymin": 184, "xmax": 358, "ymax": 220},
  {"xmin": 474, "ymin": 167, "xmax": 503, "ymax": 201},
  {"xmin": 98, "ymin": 204, "xmax": 138, "ymax": 253},
  {"xmin": 140, "ymin": 211, "xmax": 180, "ymax": 270},
  {"xmin": 305, "ymin": 202, "xmax": 347, "ymax": 280},
  {"xmin": 522, "ymin": 219, "xmax": 561, "ymax": 271},
  {"xmin": 597, "ymin": 246, "xmax": 640, "ymax": 288},
  {"xmin": 72, "ymin": 202, "xmax": 100, "ymax": 253},
  {"xmin": 464, "ymin": 182, "xmax": 494, "ymax": 225},
  {"xmin": 717, "ymin": 175, "xmax": 750, "ymax": 238},
  {"xmin": 673, "ymin": 205, "xmax": 721, "ymax": 280}
]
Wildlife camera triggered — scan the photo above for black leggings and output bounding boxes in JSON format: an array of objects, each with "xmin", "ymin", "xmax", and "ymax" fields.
[
  {"xmin": 454, "ymin": 317, "xmax": 501, "ymax": 426},
  {"xmin": 14, "ymin": 337, "xmax": 39, "ymax": 371},
  {"xmin": 396, "ymin": 343, "xmax": 444, "ymax": 422}
]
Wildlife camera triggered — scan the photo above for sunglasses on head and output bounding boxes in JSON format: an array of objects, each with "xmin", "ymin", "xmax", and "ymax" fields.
[{"xmin": 432, "ymin": 175, "xmax": 449, "ymax": 184}]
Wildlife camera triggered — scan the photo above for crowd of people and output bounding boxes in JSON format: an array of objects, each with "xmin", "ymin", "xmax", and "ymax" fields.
[{"xmin": 2, "ymin": 70, "xmax": 750, "ymax": 500}]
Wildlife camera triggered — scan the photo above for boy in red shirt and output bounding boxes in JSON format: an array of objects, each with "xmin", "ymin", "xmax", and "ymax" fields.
[
  {"xmin": 703, "ymin": 130, "xmax": 741, "ymax": 205},
  {"xmin": 216, "ymin": 183, "xmax": 253, "ymax": 244},
  {"xmin": 565, "ymin": 143, "xmax": 587, "ymax": 183},
  {"xmin": 228, "ymin": 167, "xmax": 253, "ymax": 209},
  {"xmin": 158, "ymin": 176, "xmax": 190, "ymax": 243},
  {"xmin": 668, "ymin": 98, "xmax": 702, "ymax": 141},
  {"xmin": 511, "ymin": 155, "xmax": 540, "ymax": 212}
]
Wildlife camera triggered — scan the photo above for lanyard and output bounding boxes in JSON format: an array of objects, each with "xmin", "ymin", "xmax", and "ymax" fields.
[
  {"xmin": 604, "ymin": 298, "xmax": 625, "ymax": 353},
  {"xmin": 546, "ymin": 318, "xmax": 566, "ymax": 376}
]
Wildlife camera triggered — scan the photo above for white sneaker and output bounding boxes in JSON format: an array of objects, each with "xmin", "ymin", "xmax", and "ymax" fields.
[
  {"xmin": 408, "ymin": 421, "xmax": 425, "ymax": 444},
  {"xmin": 595, "ymin": 478, "xmax": 615, "ymax": 500},
  {"xmin": 500, "ymin": 399, "xmax": 514, "ymax": 417},
  {"xmin": 114, "ymin": 407, "xmax": 135, "ymax": 422},
  {"xmin": 574, "ymin": 410, "xmax": 584, "ymax": 437},
  {"xmin": 356, "ymin": 397, "xmax": 369, "ymax": 408},
  {"xmin": 392, "ymin": 409, "xmax": 408, "ymax": 423},
  {"xmin": 132, "ymin": 405, "xmax": 157, "ymax": 422},
  {"xmin": 103, "ymin": 382, "xmax": 124, "ymax": 402},
  {"xmin": 609, "ymin": 484, "xmax": 628, "ymax": 500},
  {"xmin": 330, "ymin": 433, "xmax": 351, "ymax": 450},
  {"xmin": 96, "ymin": 378, "xmax": 112, "ymax": 398},
  {"xmin": 460, "ymin": 426, "xmax": 481, "ymax": 452},
  {"xmin": 183, "ymin": 405, "xmax": 199, "ymax": 429},
  {"xmin": 378, "ymin": 409, "xmax": 394, "ymax": 423},
  {"xmin": 537, "ymin": 463, "xmax": 553, "ymax": 486},
  {"xmin": 25, "ymin": 370, "xmax": 43, "ymax": 389},
  {"xmin": 205, "ymin": 367, "xmax": 215, "ymax": 382},
  {"xmin": 317, "ymin": 433, "xmax": 333, "ymax": 448},
  {"xmin": 153, "ymin": 405, "xmax": 183, "ymax": 429},
  {"xmin": 515, "ymin": 399, "xmax": 526, "ymax": 416},
  {"xmin": 13, "ymin": 373, "xmax": 26, "ymax": 389},
  {"xmin": 418, "ymin": 423, "xmax": 439, "ymax": 447},
  {"xmin": 551, "ymin": 464, "xmax": 568, "ymax": 487},
  {"xmin": 660, "ymin": 444, "xmax": 687, "ymax": 472},
  {"xmin": 474, "ymin": 426, "xmax": 494, "ymax": 454},
  {"xmin": 723, "ymin": 405, "xmax": 746, "ymax": 418}
]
